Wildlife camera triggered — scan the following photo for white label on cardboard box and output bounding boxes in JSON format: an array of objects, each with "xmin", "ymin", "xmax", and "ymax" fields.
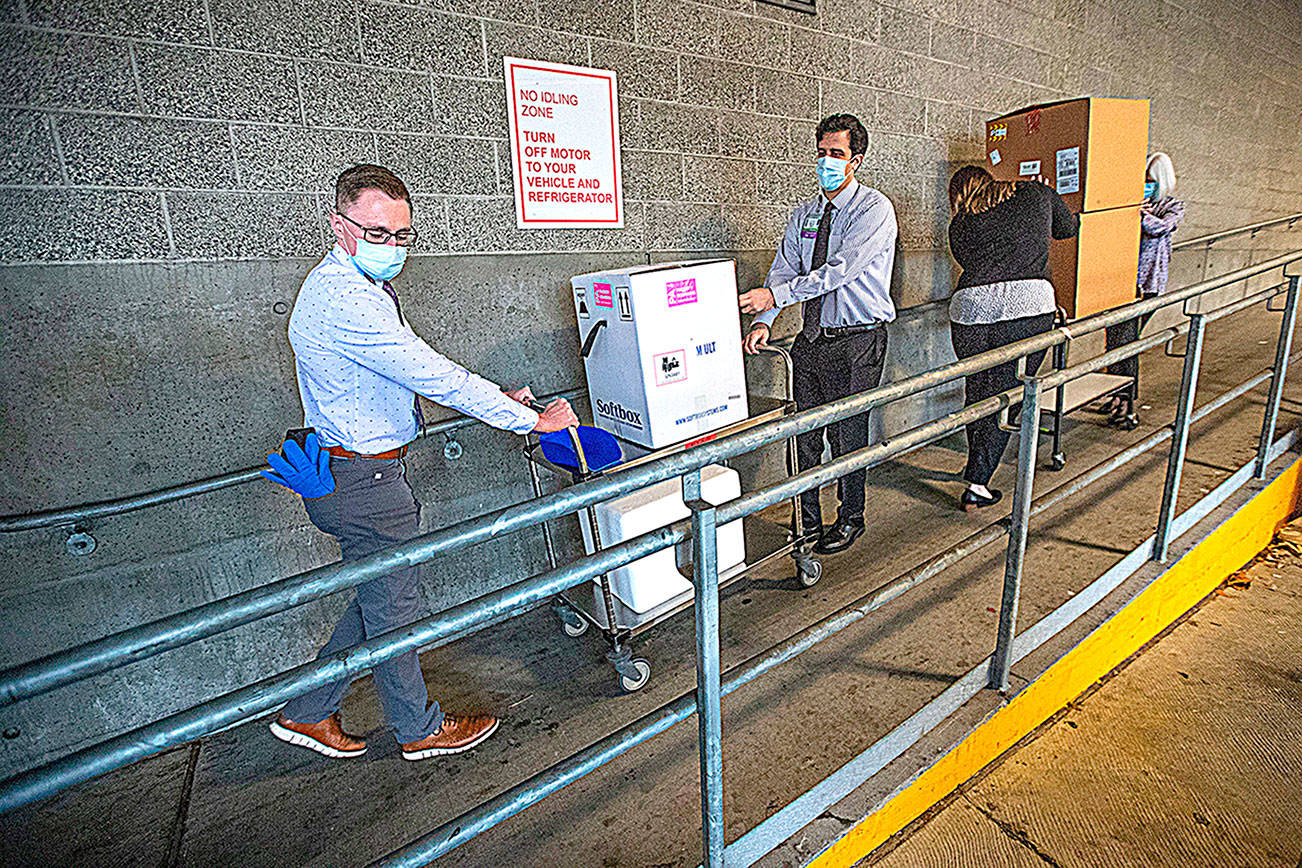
[
  {"xmin": 989, "ymin": 149, "xmax": 1001, "ymax": 165},
  {"xmin": 653, "ymin": 349, "xmax": 687, "ymax": 386},
  {"xmin": 1018, "ymin": 159, "xmax": 1041, "ymax": 176},
  {"xmin": 1055, "ymin": 146, "xmax": 1080, "ymax": 195},
  {"xmin": 575, "ymin": 286, "xmax": 590, "ymax": 318}
]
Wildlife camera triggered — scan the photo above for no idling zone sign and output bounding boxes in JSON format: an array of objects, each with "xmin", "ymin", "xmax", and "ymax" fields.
[{"xmin": 504, "ymin": 57, "xmax": 624, "ymax": 229}]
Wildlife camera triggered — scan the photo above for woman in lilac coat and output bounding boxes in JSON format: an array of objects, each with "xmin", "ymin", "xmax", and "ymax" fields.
[{"xmin": 1103, "ymin": 152, "xmax": 1186, "ymax": 429}]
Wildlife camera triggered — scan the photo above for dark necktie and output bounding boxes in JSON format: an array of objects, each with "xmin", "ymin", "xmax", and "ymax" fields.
[
  {"xmin": 801, "ymin": 200, "xmax": 835, "ymax": 343},
  {"xmin": 380, "ymin": 280, "xmax": 404, "ymax": 324},
  {"xmin": 381, "ymin": 280, "xmax": 425, "ymax": 431}
]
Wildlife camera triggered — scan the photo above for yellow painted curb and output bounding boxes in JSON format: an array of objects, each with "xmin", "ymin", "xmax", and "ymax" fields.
[{"xmin": 809, "ymin": 454, "xmax": 1302, "ymax": 868}]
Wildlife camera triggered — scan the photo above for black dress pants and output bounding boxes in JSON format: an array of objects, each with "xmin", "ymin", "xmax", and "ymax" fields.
[
  {"xmin": 1104, "ymin": 310, "xmax": 1155, "ymax": 402},
  {"xmin": 792, "ymin": 327, "xmax": 888, "ymax": 530},
  {"xmin": 950, "ymin": 313, "xmax": 1055, "ymax": 487}
]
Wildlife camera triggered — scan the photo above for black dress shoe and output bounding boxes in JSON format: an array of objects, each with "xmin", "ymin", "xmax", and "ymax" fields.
[
  {"xmin": 1107, "ymin": 409, "xmax": 1140, "ymax": 430},
  {"xmin": 1107, "ymin": 400, "xmax": 1139, "ymax": 430},
  {"xmin": 960, "ymin": 487, "xmax": 1003, "ymax": 511},
  {"xmin": 813, "ymin": 521, "xmax": 865, "ymax": 554}
]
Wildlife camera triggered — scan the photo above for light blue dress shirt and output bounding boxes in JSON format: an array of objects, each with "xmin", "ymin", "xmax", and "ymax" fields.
[
  {"xmin": 754, "ymin": 178, "xmax": 898, "ymax": 331},
  {"xmin": 289, "ymin": 246, "xmax": 539, "ymax": 453}
]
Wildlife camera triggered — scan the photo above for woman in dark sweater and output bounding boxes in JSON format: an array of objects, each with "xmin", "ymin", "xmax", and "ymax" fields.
[{"xmin": 947, "ymin": 165, "xmax": 1079, "ymax": 510}]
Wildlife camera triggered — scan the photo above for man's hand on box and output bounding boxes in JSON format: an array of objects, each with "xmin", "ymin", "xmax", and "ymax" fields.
[
  {"xmin": 533, "ymin": 398, "xmax": 579, "ymax": 433},
  {"xmin": 739, "ymin": 287, "xmax": 776, "ymax": 314},
  {"xmin": 743, "ymin": 324, "xmax": 771, "ymax": 355},
  {"xmin": 505, "ymin": 385, "xmax": 536, "ymax": 405}
]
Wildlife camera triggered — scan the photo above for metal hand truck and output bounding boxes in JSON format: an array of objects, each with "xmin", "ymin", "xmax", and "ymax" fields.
[
  {"xmin": 1040, "ymin": 307, "xmax": 1137, "ymax": 471},
  {"xmin": 522, "ymin": 346, "xmax": 823, "ymax": 693}
]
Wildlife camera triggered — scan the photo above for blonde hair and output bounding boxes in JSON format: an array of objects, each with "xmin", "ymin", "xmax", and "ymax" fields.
[
  {"xmin": 949, "ymin": 165, "xmax": 1019, "ymax": 216},
  {"xmin": 1147, "ymin": 152, "xmax": 1176, "ymax": 199}
]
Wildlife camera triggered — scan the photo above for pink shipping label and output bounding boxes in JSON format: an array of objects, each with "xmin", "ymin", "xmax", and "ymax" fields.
[
  {"xmin": 666, "ymin": 278, "xmax": 697, "ymax": 307},
  {"xmin": 594, "ymin": 282, "xmax": 614, "ymax": 307}
]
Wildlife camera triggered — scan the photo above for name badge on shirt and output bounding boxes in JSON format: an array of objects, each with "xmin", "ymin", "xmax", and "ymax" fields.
[{"xmin": 801, "ymin": 214, "xmax": 821, "ymax": 239}]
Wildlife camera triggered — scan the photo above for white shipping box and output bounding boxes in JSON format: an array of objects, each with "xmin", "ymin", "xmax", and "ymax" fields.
[
  {"xmin": 579, "ymin": 464, "xmax": 745, "ymax": 615},
  {"xmin": 571, "ymin": 259, "xmax": 749, "ymax": 449}
]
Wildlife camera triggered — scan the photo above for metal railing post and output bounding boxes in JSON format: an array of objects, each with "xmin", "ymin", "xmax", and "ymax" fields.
[
  {"xmin": 684, "ymin": 469, "xmax": 725, "ymax": 868},
  {"xmin": 1153, "ymin": 312, "xmax": 1206, "ymax": 561},
  {"xmin": 1049, "ymin": 322, "xmax": 1068, "ymax": 471},
  {"xmin": 1256, "ymin": 274, "xmax": 1301, "ymax": 479},
  {"xmin": 989, "ymin": 378, "xmax": 1042, "ymax": 692}
]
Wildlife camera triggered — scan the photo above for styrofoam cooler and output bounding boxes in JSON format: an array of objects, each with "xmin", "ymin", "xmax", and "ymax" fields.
[{"xmin": 579, "ymin": 464, "xmax": 745, "ymax": 614}]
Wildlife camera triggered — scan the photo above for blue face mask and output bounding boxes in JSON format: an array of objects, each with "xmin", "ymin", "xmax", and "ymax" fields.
[
  {"xmin": 350, "ymin": 238, "xmax": 408, "ymax": 281},
  {"xmin": 816, "ymin": 156, "xmax": 855, "ymax": 191},
  {"xmin": 1144, "ymin": 181, "xmax": 1158, "ymax": 201}
]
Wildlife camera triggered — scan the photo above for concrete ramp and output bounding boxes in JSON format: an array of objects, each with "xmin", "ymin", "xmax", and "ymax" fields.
[
  {"xmin": 871, "ymin": 522, "xmax": 1302, "ymax": 868},
  {"xmin": 800, "ymin": 458, "xmax": 1302, "ymax": 868}
]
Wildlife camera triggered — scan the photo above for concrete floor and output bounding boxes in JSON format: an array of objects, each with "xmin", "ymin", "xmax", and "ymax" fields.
[
  {"xmin": 2, "ymin": 304, "xmax": 1300, "ymax": 868},
  {"xmin": 869, "ymin": 525, "xmax": 1302, "ymax": 868}
]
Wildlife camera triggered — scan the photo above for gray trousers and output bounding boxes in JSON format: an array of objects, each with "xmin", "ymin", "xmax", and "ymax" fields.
[{"xmin": 280, "ymin": 456, "xmax": 442, "ymax": 744}]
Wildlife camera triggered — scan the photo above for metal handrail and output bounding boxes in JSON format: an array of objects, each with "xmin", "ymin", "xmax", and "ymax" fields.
[
  {"xmin": 0, "ymin": 250, "xmax": 1297, "ymax": 821},
  {"xmin": 875, "ymin": 212, "xmax": 1302, "ymax": 322},
  {"xmin": 4, "ymin": 215, "xmax": 1297, "ymax": 537},
  {"xmin": 1171, "ymin": 211, "xmax": 1302, "ymax": 251},
  {"xmin": 0, "ymin": 372, "xmax": 1057, "ymax": 813},
  {"xmin": 374, "ymin": 341, "xmax": 1299, "ymax": 868},
  {"xmin": 0, "ymin": 387, "xmax": 585, "ymax": 534},
  {"xmin": 0, "ymin": 251, "xmax": 1297, "ymax": 716}
]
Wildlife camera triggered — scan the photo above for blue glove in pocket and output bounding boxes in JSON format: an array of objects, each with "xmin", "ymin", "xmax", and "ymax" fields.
[{"xmin": 262, "ymin": 431, "xmax": 335, "ymax": 499}]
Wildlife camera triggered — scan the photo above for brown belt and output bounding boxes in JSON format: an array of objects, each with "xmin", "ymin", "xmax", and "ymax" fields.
[{"xmin": 325, "ymin": 444, "xmax": 408, "ymax": 460}]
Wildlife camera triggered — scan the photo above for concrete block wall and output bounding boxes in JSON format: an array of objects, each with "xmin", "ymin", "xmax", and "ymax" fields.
[{"xmin": 1, "ymin": 0, "xmax": 1300, "ymax": 776}]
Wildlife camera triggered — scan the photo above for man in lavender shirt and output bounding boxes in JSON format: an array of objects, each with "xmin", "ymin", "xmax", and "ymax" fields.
[
  {"xmin": 738, "ymin": 114, "xmax": 897, "ymax": 555},
  {"xmin": 269, "ymin": 164, "xmax": 578, "ymax": 762}
]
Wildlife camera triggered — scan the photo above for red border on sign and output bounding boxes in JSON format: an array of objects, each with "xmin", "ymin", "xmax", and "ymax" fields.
[{"xmin": 509, "ymin": 61, "xmax": 621, "ymax": 225}]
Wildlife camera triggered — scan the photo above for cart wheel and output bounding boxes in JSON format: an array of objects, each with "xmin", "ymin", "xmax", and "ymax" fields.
[
  {"xmin": 556, "ymin": 607, "xmax": 589, "ymax": 638},
  {"xmin": 1049, "ymin": 452, "xmax": 1066, "ymax": 472},
  {"xmin": 618, "ymin": 659, "xmax": 652, "ymax": 693},
  {"xmin": 797, "ymin": 558, "xmax": 823, "ymax": 588}
]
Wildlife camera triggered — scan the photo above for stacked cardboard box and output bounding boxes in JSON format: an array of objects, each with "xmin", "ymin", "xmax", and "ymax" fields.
[{"xmin": 985, "ymin": 97, "xmax": 1150, "ymax": 318}]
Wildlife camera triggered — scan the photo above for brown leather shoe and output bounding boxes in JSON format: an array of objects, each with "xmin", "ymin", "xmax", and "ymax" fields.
[
  {"xmin": 269, "ymin": 712, "xmax": 367, "ymax": 758},
  {"xmin": 400, "ymin": 714, "xmax": 499, "ymax": 760}
]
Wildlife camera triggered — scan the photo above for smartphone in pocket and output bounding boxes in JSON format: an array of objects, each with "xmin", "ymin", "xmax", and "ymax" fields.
[{"xmin": 285, "ymin": 427, "xmax": 315, "ymax": 450}]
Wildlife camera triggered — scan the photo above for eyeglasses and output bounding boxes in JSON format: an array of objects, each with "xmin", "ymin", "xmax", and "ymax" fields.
[{"xmin": 336, "ymin": 211, "xmax": 419, "ymax": 246}]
